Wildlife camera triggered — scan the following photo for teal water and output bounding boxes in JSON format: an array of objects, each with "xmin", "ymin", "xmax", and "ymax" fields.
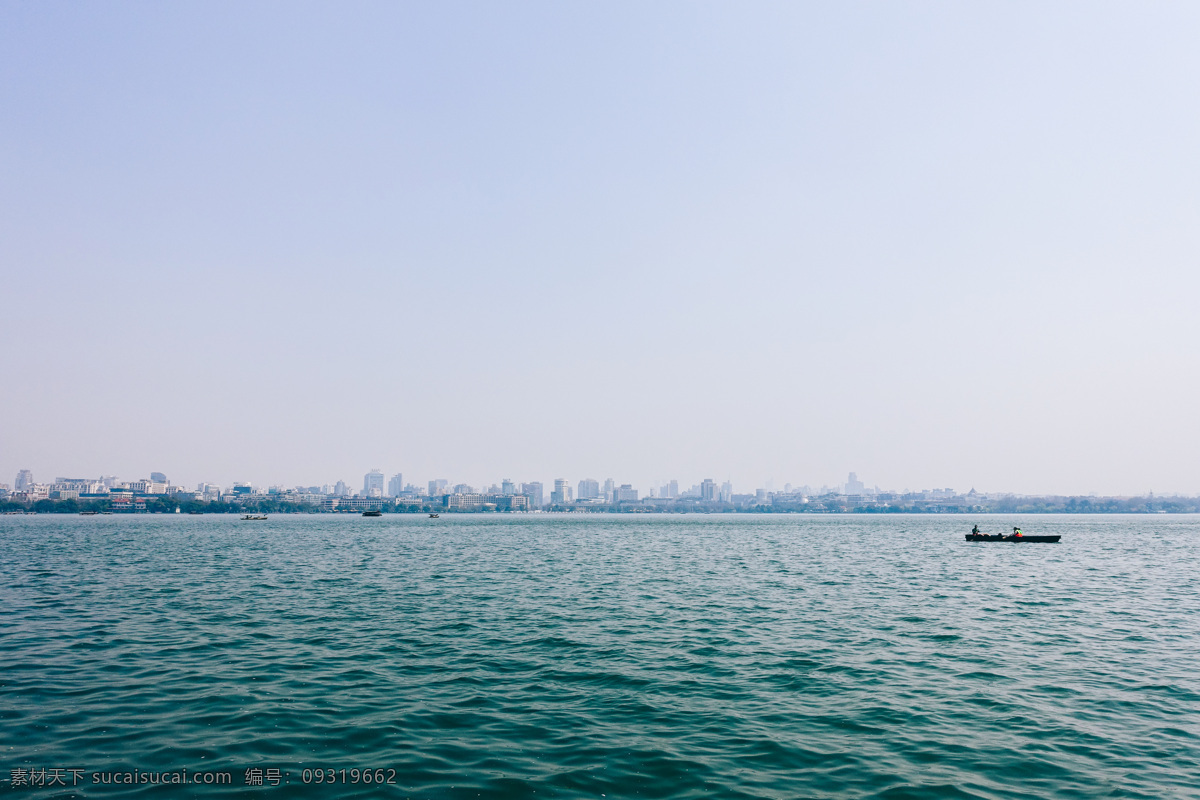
[{"xmin": 1, "ymin": 514, "xmax": 1197, "ymax": 798}]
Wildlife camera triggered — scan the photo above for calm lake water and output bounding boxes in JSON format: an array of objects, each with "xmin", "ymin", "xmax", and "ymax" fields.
[{"xmin": 1, "ymin": 514, "xmax": 1197, "ymax": 798}]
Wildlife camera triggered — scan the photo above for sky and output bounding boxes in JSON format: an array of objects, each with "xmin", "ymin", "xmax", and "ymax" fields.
[{"xmin": 2, "ymin": 1, "xmax": 1199, "ymax": 496}]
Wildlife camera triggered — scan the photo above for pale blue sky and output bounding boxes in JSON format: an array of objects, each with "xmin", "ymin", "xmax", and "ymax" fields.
[{"xmin": 2, "ymin": 2, "xmax": 1198, "ymax": 495}]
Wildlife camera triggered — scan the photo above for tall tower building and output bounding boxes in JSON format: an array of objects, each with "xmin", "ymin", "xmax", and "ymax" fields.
[
  {"xmin": 363, "ymin": 469, "xmax": 384, "ymax": 496},
  {"xmin": 551, "ymin": 479, "xmax": 572, "ymax": 505},
  {"xmin": 15, "ymin": 470, "xmax": 33, "ymax": 492},
  {"xmin": 700, "ymin": 478, "xmax": 716, "ymax": 501},
  {"xmin": 521, "ymin": 482, "xmax": 543, "ymax": 509},
  {"xmin": 387, "ymin": 473, "xmax": 404, "ymax": 497},
  {"xmin": 428, "ymin": 479, "xmax": 448, "ymax": 497},
  {"xmin": 577, "ymin": 478, "xmax": 600, "ymax": 500}
]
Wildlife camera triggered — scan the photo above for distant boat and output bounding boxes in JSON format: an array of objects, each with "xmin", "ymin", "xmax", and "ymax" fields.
[
  {"xmin": 966, "ymin": 533, "xmax": 1060, "ymax": 543},
  {"xmin": 428, "ymin": 513, "xmax": 440, "ymax": 518},
  {"xmin": 241, "ymin": 515, "xmax": 268, "ymax": 521},
  {"xmin": 362, "ymin": 510, "xmax": 383, "ymax": 517},
  {"xmin": 79, "ymin": 511, "xmax": 98, "ymax": 516}
]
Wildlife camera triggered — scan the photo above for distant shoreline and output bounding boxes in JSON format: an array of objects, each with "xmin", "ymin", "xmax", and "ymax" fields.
[{"xmin": 4, "ymin": 497, "xmax": 1199, "ymax": 516}]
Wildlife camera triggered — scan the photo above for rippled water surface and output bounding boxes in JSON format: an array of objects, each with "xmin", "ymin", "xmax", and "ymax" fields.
[{"xmin": 2, "ymin": 514, "xmax": 1198, "ymax": 798}]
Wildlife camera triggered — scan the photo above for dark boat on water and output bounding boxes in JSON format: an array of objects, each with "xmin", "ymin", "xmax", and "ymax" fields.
[
  {"xmin": 966, "ymin": 533, "xmax": 1060, "ymax": 543},
  {"xmin": 362, "ymin": 510, "xmax": 383, "ymax": 517}
]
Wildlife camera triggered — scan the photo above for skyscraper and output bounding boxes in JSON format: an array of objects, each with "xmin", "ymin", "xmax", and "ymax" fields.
[
  {"xmin": 501, "ymin": 479, "xmax": 516, "ymax": 496},
  {"xmin": 551, "ymin": 479, "xmax": 572, "ymax": 505},
  {"xmin": 577, "ymin": 478, "xmax": 600, "ymax": 500},
  {"xmin": 364, "ymin": 469, "xmax": 384, "ymax": 496},
  {"xmin": 14, "ymin": 470, "xmax": 32, "ymax": 492},
  {"xmin": 428, "ymin": 479, "xmax": 448, "ymax": 497},
  {"xmin": 700, "ymin": 478, "xmax": 716, "ymax": 501},
  {"xmin": 521, "ymin": 482, "xmax": 543, "ymax": 509},
  {"xmin": 387, "ymin": 473, "xmax": 404, "ymax": 497},
  {"xmin": 334, "ymin": 480, "xmax": 349, "ymax": 496}
]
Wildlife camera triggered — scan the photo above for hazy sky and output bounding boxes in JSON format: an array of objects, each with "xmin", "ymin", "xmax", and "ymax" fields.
[{"xmin": 2, "ymin": 2, "xmax": 1199, "ymax": 496}]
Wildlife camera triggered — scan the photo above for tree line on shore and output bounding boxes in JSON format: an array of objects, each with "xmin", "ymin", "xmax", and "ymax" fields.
[{"xmin": 3, "ymin": 495, "xmax": 1199, "ymax": 514}]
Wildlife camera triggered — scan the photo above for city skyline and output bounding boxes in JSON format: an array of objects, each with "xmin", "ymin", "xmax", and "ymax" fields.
[{"xmin": 2, "ymin": 466, "xmax": 1191, "ymax": 505}]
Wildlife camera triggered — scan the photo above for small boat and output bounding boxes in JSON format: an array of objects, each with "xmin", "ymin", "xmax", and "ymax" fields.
[
  {"xmin": 80, "ymin": 511, "xmax": 98, "ymax": 516},
  {"xmin": 241, "ymin": 514, "xmax": 268, "ymax": 521},
  {"xmin": 428, "ymin": 513, "xmax": 440, "ymax": 518},
  {"xmin": 966, "ymin": 533, "xmax": 1060, "ymax": 543},
  {"xmin": 362, "ymin": 510, "xmax": 383, "ymax": 517}
]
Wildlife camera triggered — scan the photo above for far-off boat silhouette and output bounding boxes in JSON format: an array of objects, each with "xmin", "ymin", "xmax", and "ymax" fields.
[{"xmin": 966, "ymin": 526, "xmax": 1059, "ymax": 543}]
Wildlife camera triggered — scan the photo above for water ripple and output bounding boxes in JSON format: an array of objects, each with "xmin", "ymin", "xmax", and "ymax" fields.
[{"xmin": 1, "ymin": 514, "xmax": 1198, "ymax": 798}]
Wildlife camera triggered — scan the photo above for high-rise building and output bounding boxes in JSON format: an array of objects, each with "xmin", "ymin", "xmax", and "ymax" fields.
[
  {"xmin": 551, "ymin": 479, "xmax": 572, "ymax": 506},
  {"xmin": 577, "ymin": 478, "xmax": 600, "ymax": 500},
  {"xmin": 15, "ymin": 470, "xmax": 33, "ymax": 492},
  {"xmin": 603, "ymin": 478, "xmax": 615, "ymax": 502},
  {"xmin": 845, "ymin": 472, "xmax": 865, "ymax": 495},
  {"xmin": 501, "ymin": 479, "xmax": 516, "ymax": 496},
  {"xmin": 700, "ymin": 479, "xmax": 716, "ymax": 501},
  {"xmin": 364, "ymin": 469, "xmax": 384, "ymax": 496},
  {"xmin": 428, "ymin": 479, "xmax": 448, "ymax": 497},
  {"xmin": 666, "ymin": 479, "xmax": 679, "ymax": 499},
  {"xmin": 720, "ymin": 481, "xmax": 733, "ymax": 503},
  {"xmin": 150, "ymin": 472, "xmax": 168, "ymax": 484},
  {"xmin": 521, "ymin": 482, "xmax": 543, "ymax": 509},
  {"xmin": 334, "ymin": 480, "xmax": 349, "ymax": 496},
  {"xmin": 387, "ymin": 473, "xmax": 404, "ymax": 497},
  {"xmin": 615, "ymin": 484, "xmax": 638, "ymax": 503}
]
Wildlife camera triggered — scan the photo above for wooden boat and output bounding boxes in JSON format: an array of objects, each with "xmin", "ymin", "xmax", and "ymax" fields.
[
  {"xmin": 241, "ymin": 514, "xmax": 268, "ymax": 521},
  {"xmin": 428, "ymin": 513, "xmax": 440, "ymax": 518},
  {"xmin": 362, "ymin": 510, "xmax": 383, "ymax": 517},
  {"xmin": 965, "ymin": 534, "xmax": 1060, "ymax": 543}
]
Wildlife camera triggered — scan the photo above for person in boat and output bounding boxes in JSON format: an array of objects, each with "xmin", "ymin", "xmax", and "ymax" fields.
[
  {"xmin": 1012, "ymin": 527, "xmax": 1023, "ymax": 538},
  {"xmin": 971, "ymin": 525, "xmax": 981, "ymax": 536}
]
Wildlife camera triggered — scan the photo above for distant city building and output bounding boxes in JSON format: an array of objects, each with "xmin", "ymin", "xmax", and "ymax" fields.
[
  {"xmin": 845, "ymin": 472, "xmax": 865, "ymax": 495},
  {"xmin": 428, "ymin": 479, "xmax": 448, "ymax": 497},
  {"xmin": 666, "ymin": 479, "xmax": 678, "ymax": 499},
  {"xmin": 700, "ymin": 478, "xmax": 716, "ymax": 502},
  {"xmin": 720, "ymin": 481, "xmax": 733, "ymax": 503},
  {"xmin": 614, "ymin": 484, "xmax": 638, "ymax": 503},
  {"xmin": 603, "ymin": 478, "xmax": 615, "ymax": 502},
  {"xmin": 150, "ymin": 472, "xmax": 168, "ymax": 484},
  {"xmin": 334, "ymin": 480, "xmax": 349, "ymax": 496},
  {"xmin": 501, "ymin": 479, "xmax": 516, "ymax": 495},
  {"xmin": 323, "ymin": 496, "xmax": 384, "ymax": 512},
  {"xmin": 578, "ymin": 478, "xmax": 600, "ymax": 500},
  {"xmin": 387, "ymin": 473, "xmax": 404, "ymax": 497},
  {"xmin": 15, "ymin": 470, "xmax": 33, "ymax": 492},
  {"xmin": 521, "ymin": 482, "xmax": 543, "ymax": 509},
  {"xmin": 452, "ymin": 483, "xmax": 474, "ymax": 495},
  {"xmin": 551, "ymin": 479, "xmax": 572, "ymax": 506},
  {"xmin": 363, "ymin": 469, "xmax": 384, "ymax": 496}
]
